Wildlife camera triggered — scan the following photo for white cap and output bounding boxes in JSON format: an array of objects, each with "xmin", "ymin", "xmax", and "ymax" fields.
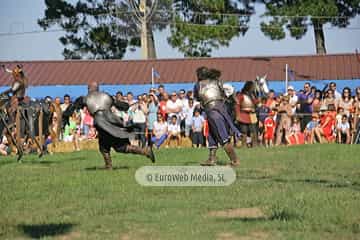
[{"xmin": 287, "ymin": 86, "xmax": 294, "ymax": 91}]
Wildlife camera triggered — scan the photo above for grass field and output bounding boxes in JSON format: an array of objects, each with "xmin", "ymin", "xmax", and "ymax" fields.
[{"xmin": 0, "ymin": 144, "xmax": 360, "ymax": 240}]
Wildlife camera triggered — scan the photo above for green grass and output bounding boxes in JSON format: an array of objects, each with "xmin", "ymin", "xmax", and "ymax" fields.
[{"xmin": 0, "ymin": 144, "xmax": 360, "ymax": 239}]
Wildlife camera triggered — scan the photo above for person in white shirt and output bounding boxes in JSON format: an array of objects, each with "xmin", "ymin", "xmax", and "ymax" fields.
[
  {"xmin": 130, "ymin": 95, "xmax": 148, "ymax": 147},
  {"xmin": 183, "ymin": 99, "xmax": 195, "ymax": 137},
  {"xmin": 286, "ymin": 86, "xmax": 298, "ymax": 114},
  {"xmin": 337, "ymin": 114, "xmax": 350, "ymax": 144},
  {"xmin": 178, "ymin": 89, "xmax": 188, "ymax": 135},
  {"xmin": 60, "ymin": 94, "xmax": 71, "ymax": 112},
  {"xmin": 166, "ymin": 115, "xmax": 181, "ymax": 147},
  {"xmin": 151, "ymin": 113, "xmax": 168, "ymax": 149},
  {"xmin": 329, "ymin": 82, "xmax": 342, "ymax": 100},
  {"xmin": 166, "ymin": 92, "xmax": 183, "ymax": 122}
]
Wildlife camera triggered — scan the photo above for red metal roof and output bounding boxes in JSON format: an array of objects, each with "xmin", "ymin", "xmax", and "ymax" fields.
[{"xmin": 1, "ymin": 53, "xmax": 359, "ymax": 86}]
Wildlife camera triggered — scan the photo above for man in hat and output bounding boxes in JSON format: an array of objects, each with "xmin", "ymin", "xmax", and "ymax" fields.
[
  {"xmin": 69, "ymin": 82, "xmax": 155, "ymax": 169},
  {"xmin": 193, "ymin": 67, "xmax": 240, "ymax": 166}
]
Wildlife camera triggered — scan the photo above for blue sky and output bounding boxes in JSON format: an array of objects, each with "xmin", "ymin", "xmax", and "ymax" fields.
[{"xmin": 0, "ymin": 0, "xmax": 359, "ymax": 61}]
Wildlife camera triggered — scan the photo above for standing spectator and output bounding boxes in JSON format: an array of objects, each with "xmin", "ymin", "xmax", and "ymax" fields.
[
  {"xmin": 166, "ymin": 91, "xmax": 182, "ymax": 122},
  {"xmin": 337, "ymin": 115, "xmax": 351, "ymax": 144},
  {"xmin": 287, "ymin": 86, "xmax": 298, "ymax": 114},
  {"xmin": 158, "ymin": 92, "xmax": 168, "ymax": 120},
  {"xmin": 323, "ymin": 89, "xmax": 336, "ymax": 109},
  {"xmin": 60, "ymin": 94, "xmax": 71, "ymax": 112},
  {"xmin": 157, "ymin": 84, "xmax": 165, "ymax": 100},
  {"xmin": 265, "ymin": 89, "xmax": 276, "ymax": 109},
  {"xmin": 337, "ymin": 87, "xmax": 353, "ymax": 117},
  {"xmin": 192, "ymin": 109, "xmax": 204, "ymax": 148},
  {"xmin": 257, "ymin": 97, "xmax": 270, "ymax": 144},
  {"xmin": 353, "ymin": 87, "xmax": 360, "ymax": 140},
  {"xmin": 264, "ymin": 111, "xmax": 276, "ymax": 147},
  {"xmin": 147, "ymin": 93, "xmax": 158, "ymax": 146},
  {"xmin": 131, "ymin": 96, "xmax": 148, "ymax": 148},
  {"xmin": 329, "ymin": 82, "xmax": 342, "ymax": 100},
  {"xmin": 151, "ymin": 113, "xmax": 168, "ymax": 149},
  {"xmin": 178, "ymin": 89, "xmax": 188, "ymax": 135},
  {"xmin": 186, "ymin": 90, "xmax": 200, "ymax": 107},
  {"xmin": 312, "ymin": 90, "xmax": 323, "ymax": 113},
  {"xmin": 298, "ymin": 82, "xmax": 314, "ymax": 131},
  {"xmin": 183, "ymin": 98, "xmax": 195, "ymax": 138},
  {"xmin": 126, "ymin": 92, "xmax": 136, "ymax": 106},
  {"xmin": 115, "ymin": 91, "xmax": 123, "ymax": 102},
  {"xmin": 275, "ymin": 96, "xmax": 293, "ymax": 145},
  {"xmin": 166, "ymin": 115, "xmax": 181, "ymax": 148},
  {"xmin": 53, "ymin": 97, "xmax": 63, "ymax": 141}
]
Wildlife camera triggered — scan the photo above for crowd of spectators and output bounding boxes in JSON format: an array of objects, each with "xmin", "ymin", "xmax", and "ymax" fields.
[{"xmin": 3, "ymin": 81, "xmax": 358, "ymax": 155}]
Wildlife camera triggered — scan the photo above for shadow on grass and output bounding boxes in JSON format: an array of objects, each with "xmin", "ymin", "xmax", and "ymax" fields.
[
  {"xmin": 215, "ymin": 217, "xmax": 268, "ymax": 222},
  {"xmin": 84, "ymin": 166, "xmax": 130, "ymax": 171},
  {"xmin": 18, "ymin": 223, "xmax": 75, "ymax": 239}
]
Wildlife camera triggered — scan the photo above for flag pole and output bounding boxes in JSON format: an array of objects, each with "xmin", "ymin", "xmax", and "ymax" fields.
[
  {"xmin": 285, "ymin": 64, "xmax": 288, "ymax": 93},
  {"xmin": 151, "ymin": 67, "xmax": 154, "ymax": 88}
]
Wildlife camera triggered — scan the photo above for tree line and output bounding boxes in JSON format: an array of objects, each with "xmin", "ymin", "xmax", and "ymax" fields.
[{"xmin": 38, "ymin": 0, "xmax": 360, "ymax": 59}]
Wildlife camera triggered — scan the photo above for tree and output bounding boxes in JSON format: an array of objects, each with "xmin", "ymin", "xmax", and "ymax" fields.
[
  {"xmin": 168, "ymin": 0, "xmax": 256, "ymax": 57},
  {"xmin": 260, "ymin": 0, "xmax": 360, "ymax": 54},
  {"xmin": 38, "ymin": 0, "xmax": 172, "ymax": 59}
]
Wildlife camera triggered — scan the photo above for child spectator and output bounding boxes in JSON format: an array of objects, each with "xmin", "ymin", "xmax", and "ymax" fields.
[
  {"xmin": 192, "ymin": 109, "xmax": 204, "ymax": 148},
  {"xmin": 87, "ymin": 126, "xmax": 97, "ymax": 140},
  {"xmin": 264, "ymin": 111, "xmax": 276, "ymax": 147},
  {"xmin": 286, "ymin": 116, "xmax": 305, "ymax": 145},
  {"xmin": 0, "ymin": 135, "xmax": 10, "ymax": 156},
  {"xmin": 337, "ymin": 115, "xmax": 350, "ymax": 144},
  {"xmin": 82, "ymin": 106, "xmax": 93, "ymax": 138},
  {"xmin": 151, "ymin": 113, "xmax": 168, "ymax": 149},
  {"xmin": 63, "ymin": 111, "xmax": 80, "ymax": 151},
  {"xmin": 304, "ymin": 113, "xmax": 319, "ymax": 144},
  {"xmin": 166, "ymin": 115, "xmax": 181, "ymax": 148}
]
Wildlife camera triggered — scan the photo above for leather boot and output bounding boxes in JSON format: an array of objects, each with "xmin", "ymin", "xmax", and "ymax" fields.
[
  {"xmin": 125, "ymin": 145, "xmax": 155, "ymax": 163},
  {"xmin": 102, "ymin": 152, "xmax": 112, "ymax": 170},
  {"xmin": 223, "ymin": 142, "xmax": 240, "ymax": 167},
  {"xmin": 200, "ymin": 148, "xmax": 217, "ymax": 166}
]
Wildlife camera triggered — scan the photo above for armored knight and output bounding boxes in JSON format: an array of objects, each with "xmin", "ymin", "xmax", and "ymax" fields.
[
  {"xmin": 193, "ymin": 67, "xmax": 240, "ymax": 166},
  {"xmin": 235, "ymin": 81, "xmax": 259, "ymax": 147},
  {"xmin": 69, "ymin": 82, "xmax": 155, "ymax": 169}
]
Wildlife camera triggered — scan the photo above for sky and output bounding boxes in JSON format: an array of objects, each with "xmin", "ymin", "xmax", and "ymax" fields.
[{"xmin": 0, "ymin": 0, "xmax": 359, "ymax": 61}]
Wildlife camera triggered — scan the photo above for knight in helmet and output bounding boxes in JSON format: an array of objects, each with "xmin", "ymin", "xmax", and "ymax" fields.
[
  {"xmin": 235, "ymin": 81, "xmax": 260, "ymax": 147},
  {"xmin": 68, "ymin": 82, "xmax": 155, "ymax": 170},
  {"xmin": 1, "ymin": 64, "xmax": 27, "ymax": 103},
  {"xmin": 193, "ymin": 67, "xmax": 240, "ymax": 166}
]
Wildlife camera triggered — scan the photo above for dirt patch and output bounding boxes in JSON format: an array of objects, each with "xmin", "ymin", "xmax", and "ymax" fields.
[
  {"xmin": 217, "ymin": 231, "xmax": 269, "ymax": 240},
  {"xmin": 209, "ymin": 207, "xmax": 266, "ymax": 219}
]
